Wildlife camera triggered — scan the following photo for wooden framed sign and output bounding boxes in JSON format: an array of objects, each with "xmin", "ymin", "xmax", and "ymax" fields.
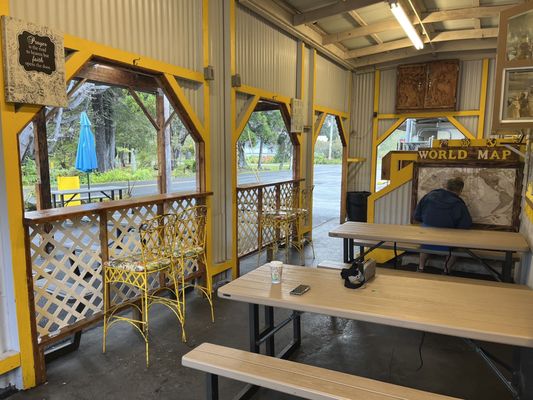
[{"xmin": 1, "ymin": 16, "xmax": 67, "ymax": 107}]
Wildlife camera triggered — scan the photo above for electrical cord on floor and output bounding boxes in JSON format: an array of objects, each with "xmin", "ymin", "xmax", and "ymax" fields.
[{"xmin": 415, "ymin": 331, "xmax": 426, "ymax": 371}]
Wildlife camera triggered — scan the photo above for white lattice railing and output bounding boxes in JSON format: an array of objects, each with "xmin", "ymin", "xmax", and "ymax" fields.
[
  {"xmin": 236, "ymin": 179, "xmax": 303, "ymax": 258},
  {"xmin": 24, "ymin": 192, "xmax": 211, "ymax": 346}
]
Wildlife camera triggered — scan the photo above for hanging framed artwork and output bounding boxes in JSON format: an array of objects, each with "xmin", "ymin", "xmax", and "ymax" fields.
[{"xmin": 493, "ymin": 2, "xmax": 533, "ymax": 131}]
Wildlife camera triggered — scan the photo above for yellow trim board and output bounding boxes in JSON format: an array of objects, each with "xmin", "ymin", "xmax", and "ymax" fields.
[
  {"xmin": 347, "ymin": 157, "xmax": 366, "ymax": 163},
  {"xmin": 236, "ymin": 85, "xmax": 291, "ymax": 107},
  {"xmin": 0, "ymin": 351, "xmax": 20, "ymax": 376},
  {"xmin": 314, "ymin": 105, "xmax": 349, "ymax": 119},
  {"xmin": 377, "ymin": 110, "xmax": 480, "ymax": 119},
  {"xmin": 477, "ymin": 58, "xmax": 489, "ymax": 138}
]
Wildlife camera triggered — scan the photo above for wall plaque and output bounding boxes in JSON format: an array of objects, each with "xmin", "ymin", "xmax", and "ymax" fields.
[
  {"xmin": 290, "ymin": 98, "xmax": 304, "ymax": 133},
  {"xmin": 2, "ymin": 16, "xmax": 67, "ymax": 107}
]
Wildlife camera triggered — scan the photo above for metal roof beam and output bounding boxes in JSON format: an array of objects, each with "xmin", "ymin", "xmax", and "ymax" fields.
[
  {"xmin": 324, "ymin": 5, "xmax": 511, "ymax": 45},
  {"xmin": 292, "ymin": 0, "xmax": 382, "ymax": 26},
  {"xmin": 345, "ymin": 27, "xmax": 498, "ymax": 59},
  {"xmin": 351, "ymin": 38, "xmax": 497, "ymax": 68}
]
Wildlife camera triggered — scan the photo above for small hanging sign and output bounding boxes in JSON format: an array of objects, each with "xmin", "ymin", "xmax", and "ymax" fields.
[
  {"xmin": 1, "ymin": 16, "xmax": 67, "ymax": 107},
  {"xmin": 290, "ymin": 98, "xmax": 304, "ymax": 133}
]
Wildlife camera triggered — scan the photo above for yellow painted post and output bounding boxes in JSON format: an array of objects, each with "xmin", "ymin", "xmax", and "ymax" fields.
[
  {"xmin": 477, "ymin": 58, "xmax": 489, "ymax": 138},
  {"xmin": 0, "ymin": 0, "xmax": 37, "ymax": 387},
  {"xmin": 369, "ymin": 70, "xmax": 380, "ymax": 198},
  {"xmin": 229, "ymin": 0, "xmax": 239, "ymax": 278}
]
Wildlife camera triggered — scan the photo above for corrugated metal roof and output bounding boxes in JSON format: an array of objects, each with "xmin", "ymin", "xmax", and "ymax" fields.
[{"xmin": 281, "ymin": 0, "xmax": 521, "ymax": 67}]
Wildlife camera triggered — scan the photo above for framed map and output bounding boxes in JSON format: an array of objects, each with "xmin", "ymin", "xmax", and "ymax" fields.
[{"xmin": 412, "ymin": 163, "xmax": 523, "ymax": 231}]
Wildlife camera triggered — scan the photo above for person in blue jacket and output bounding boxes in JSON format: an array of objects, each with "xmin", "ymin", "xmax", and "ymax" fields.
[{"xmin": 414, "ymin": 177, "xmax": 472, "ymax": 273}]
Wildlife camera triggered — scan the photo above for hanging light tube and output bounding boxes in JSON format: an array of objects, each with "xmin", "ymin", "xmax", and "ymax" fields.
[{"xmin": 389, "ymin": 1, "xmax": 424, "ymax": 50}]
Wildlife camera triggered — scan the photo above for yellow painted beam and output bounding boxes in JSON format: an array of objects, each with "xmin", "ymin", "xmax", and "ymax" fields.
[
  {"xmin": 448, "ymin": 115, "xmax": 475, "ymax": 140},
  {"xmin": 64, "ymin": 35, "xmax": 204, "ymax": 83},
  {"xmin": 236, "ymin": 85, "xmax": 291, "ymax": 107},
  {"xmin": 314, "ymin": 105, "xmax": 349, "ymax": 119},
  {"xmin": 230, "ymin": 0, "xmax": 238, "ymax": 278},
  {"xmin": 313, "ymin": 112, "xmax": 327, "ymax": 143},
  {"xmin": 211, "ymin": 261, "xmax": 233, "ymax": 276},
  {"xmin": 0, "ymin": 0, "xmax": 37, "ymax": 388},
  {"xmin": 370, "ymin": 70, "xmax": 380, "ymax": 194},
  {"xmin": 477, "ymin": 58, "xmax": 489, "ymax": 139},
  {"xmin": 347, "ymin": 157, "xmax": 366, "ymax": 163},
  {"xmin": 376, "ymin": 117, "xmax": 406, "ymax": 146},
  {"xmin": 377, "ymin": 110, "xmax": 480, "ymax": 119},
  {"xmin": 0, "ymin": 351, "xmax": 20, "ymax": 376},
  {"xmin": 367, "ymin": 163, "xmax": 414, "ymax": 223},
  {"xmin": 233, "ymin": 95, "xmax": 259, "ymax": 144},
  {"xmin": 162, "ymin": 73, "xmax": 206, "ymax": 140}
]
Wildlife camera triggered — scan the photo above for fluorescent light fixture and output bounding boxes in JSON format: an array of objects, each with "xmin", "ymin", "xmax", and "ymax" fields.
[{"xmin": 390, "ymin": 1, "xmax": 424, "ymax": 50}]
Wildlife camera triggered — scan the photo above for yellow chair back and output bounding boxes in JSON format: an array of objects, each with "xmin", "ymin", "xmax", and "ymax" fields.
[{"xmin": 57, "ymin": 176, "xmax": 81, "ymax": 206}]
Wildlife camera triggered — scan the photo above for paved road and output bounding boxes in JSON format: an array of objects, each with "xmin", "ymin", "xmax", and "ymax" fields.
[{"xmin": 36, "ymin": 165, "xmax": 342, "ymax": 227}]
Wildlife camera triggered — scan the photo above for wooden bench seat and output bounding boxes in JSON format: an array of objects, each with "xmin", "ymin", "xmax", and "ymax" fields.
[
  {"xmin": 351, "ymin": 240, "xmax": 520, "ymax": 261},
  {"xmin": 182, "ymin": 343, "xmax": 460, "ymax": 400}
]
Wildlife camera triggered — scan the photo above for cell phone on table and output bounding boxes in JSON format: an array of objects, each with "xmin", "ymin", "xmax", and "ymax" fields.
[{"xmin": 290, "ymin": 284, "xmax": 310, "ymax": 296}]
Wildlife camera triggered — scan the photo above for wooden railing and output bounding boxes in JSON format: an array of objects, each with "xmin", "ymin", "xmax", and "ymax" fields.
[
  {"xmin": 23, "ymin": 192, "xmax": 212, "ymax": 363},
  {"xmin": 236, "ymin": 179, "xmax": 303, "ymax": 258}
]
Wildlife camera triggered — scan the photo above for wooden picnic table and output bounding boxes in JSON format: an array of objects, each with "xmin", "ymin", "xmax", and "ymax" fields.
[
  {"xmin": 218, "ymin": 264, "xmax": 533, "ymax": 399},
  {"xmin": 51, "ymin": 185, "xmax": 127, "ymax": 207},
  {"xmin": 329, "ymin": 222, "xmax": 530, "ymax": 282}
]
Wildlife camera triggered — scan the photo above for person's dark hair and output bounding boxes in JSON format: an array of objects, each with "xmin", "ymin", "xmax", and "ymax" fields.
[{"xmin": 446, "ymin": 177, "xmax": 464, "ymax": 194}]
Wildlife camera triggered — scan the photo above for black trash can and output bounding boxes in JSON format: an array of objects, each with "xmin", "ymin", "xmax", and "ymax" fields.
[{"xmin": 346, "ymin": 191, "xmax": 371, "ymax": 222}]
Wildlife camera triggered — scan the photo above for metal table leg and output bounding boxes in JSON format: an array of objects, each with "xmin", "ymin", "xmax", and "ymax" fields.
[
  {"xmin": 503, "ymin": 251, "xmax": 514, "ymax": 283},
  {"xmin": 234, "ymin": 304, "xmax": 301, "ymax": 400}
]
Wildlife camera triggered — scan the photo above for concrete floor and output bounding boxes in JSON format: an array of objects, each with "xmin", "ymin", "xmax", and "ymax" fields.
[{"xmin": 9, "ymin": 213, "xmax": 515, "ymax": 400}]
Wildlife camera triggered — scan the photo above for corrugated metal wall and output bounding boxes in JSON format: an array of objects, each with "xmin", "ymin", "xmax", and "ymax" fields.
[
  {"xmin": 455, "ymin": 116, "xmax": 479, "ymax": 137},
  {"xmin": 378, "ymin": 68, "xmax": 396, "ymax": 114},
  {"xmin": 374, "ymin": 182, "xmax": 412, "ymax": 224},
  {"xmin": 458, "ymin": 59, "xmax": 483, "ymax": 111},
  {"xmin": 9, "ymin": 0, "xmax": 204, "ymax": 72},
  {"xmin": 236, "ymin": 5, "xmax": 297, "ymax": 99},
  {"xmin": 348, "ymin": 71, "xmax": 374, "ymax": 192},
  {"xmin": 315, "ymin": 54, "xmax": 350, "ymax": 113},
  {"xmin": 208, "ymin": 0, "xmax": 230, "ymax": 264}
]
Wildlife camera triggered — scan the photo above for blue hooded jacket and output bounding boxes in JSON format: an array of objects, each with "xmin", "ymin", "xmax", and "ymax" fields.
[{"xmin": 414, "ymin": 188, "xmax": 472, "ymax": 229}]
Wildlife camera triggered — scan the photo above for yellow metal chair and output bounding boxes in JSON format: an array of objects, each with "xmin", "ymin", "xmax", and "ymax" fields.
[
  {"xmin": 286, "ymin": 185, "xmax": 316, "ymax": 264},
  {"xmin": 170, "ymin": 205, "xmax": 214, "ymax": 326},
  {"xmin": 102, "ymin": 214, "xmax": 184, "ymax": 366},
  {"xmin": 260, "ymin": 208, "xmax": 299, "ymax": 264}
]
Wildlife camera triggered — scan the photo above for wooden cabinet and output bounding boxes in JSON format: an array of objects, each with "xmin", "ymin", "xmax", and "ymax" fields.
[
  {"xmin": 396, "ymin": 60, "xmax": 459, "ymax": 112},
  {"xmin": 396, "ymin": 64, "xmax": 426, "ymax": 111}
]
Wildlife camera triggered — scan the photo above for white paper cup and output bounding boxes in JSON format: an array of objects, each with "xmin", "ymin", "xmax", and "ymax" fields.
[{"xmin": 270, "ymin": 261, "xmax": 283, "ymax": 284}]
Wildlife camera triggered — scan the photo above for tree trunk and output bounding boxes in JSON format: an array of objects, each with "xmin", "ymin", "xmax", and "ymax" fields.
[
  {"xmin": 19, "ymin": 122, "xmax": 35, "ymax": 162},
  {"xmin": 91, "ymin": 89, "xmax": 116, "ymax": 172},
  {"xmin": 257, "ymin": 139, "xmax": 264, "ymax": 170},
  {"xmin": 237, "ymin": 142, "xmax": 247, "ymax": 169}
]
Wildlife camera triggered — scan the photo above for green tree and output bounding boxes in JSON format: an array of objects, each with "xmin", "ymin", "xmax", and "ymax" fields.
[{"xmin": 114, "ymin": 89, "xmax": 157, "ymax": 170}]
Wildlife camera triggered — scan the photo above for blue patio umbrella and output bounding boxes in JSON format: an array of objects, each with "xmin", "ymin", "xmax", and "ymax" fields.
[{"xmin": 75, "ymin": 112, "xmax": 98, "ymax": 191}]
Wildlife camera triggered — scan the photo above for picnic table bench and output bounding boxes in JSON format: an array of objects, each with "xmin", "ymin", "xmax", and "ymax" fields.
[{"xmin": 183, "ymin": 343, "xmax": 460, "ymax": 400}]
